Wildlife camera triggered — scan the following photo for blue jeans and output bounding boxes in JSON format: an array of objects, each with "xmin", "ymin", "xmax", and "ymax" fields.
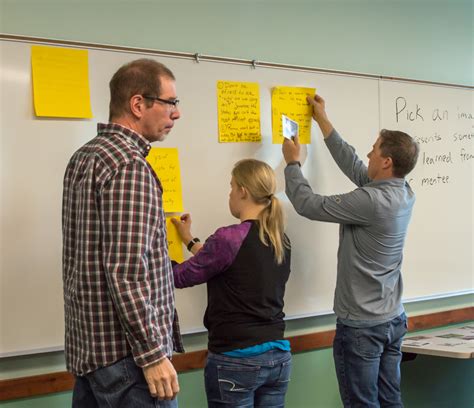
[
  {"xmin": 205, "ymin": 349, "xmax": 292, "ymax": 407},
  {"xmin": 333, "ymin": 313, "xmax": 408, "ymax": 408},
  {"xmin": 72, "ymin": 355, "xmax": 178, "ymax": 408}
]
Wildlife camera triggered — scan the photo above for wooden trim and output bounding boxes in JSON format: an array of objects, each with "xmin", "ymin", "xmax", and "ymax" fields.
[
  {"xmin": 0, "ymin": 372, "xmax": 75, "ymax": 401},
  {"xmin": 289, "ymin": 329, "xmax": 335, "ymax": 353},
  {"xmin": 172, "ymin": 349, "xmax": 208, "ymax": 372},
  {"xmin": 1, "ymin": 307, "xmax": 472, "ymax": 401},
  {"xmin": 407, "ymin": 307, "xmax": 474, "ymax": 332}
]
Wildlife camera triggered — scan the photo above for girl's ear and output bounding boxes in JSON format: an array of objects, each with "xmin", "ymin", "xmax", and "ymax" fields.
[{"xmin": 240, "ymin": 186, "xmax": 249, "ymax": 200}]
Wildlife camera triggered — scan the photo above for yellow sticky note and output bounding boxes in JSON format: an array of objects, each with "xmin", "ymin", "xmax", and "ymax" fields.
[
  {"xmin": 271, "ymin": 86, "xmax": 315, "ymax": 144},
  {"xmin": 146, "ymin": 148, "xmax": 184, "ymax": 213},
  {"xmin": 166, "ymin": 216, "xmax": 184, "ymax": 263},
  {"xmin": 31, "ymin": 45, "xmax": 92, "ymax": 118},
  {"xmin": 217, "ymin": 81, "xmax": 261, "ymax": 143}
]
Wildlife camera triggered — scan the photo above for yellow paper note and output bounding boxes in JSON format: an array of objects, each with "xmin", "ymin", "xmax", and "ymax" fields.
[
  {"xmin": 31, "ymin": 45, "xmax": 92, "ymax": 118},
  {"xmin": 217, "ymin": 80, "xmax": 261, "ymax": 142},
  {"xmin": 271, "ymin": 86, "xmax": 315, "ymax": 144},
  {"xmin": 146, "ymin": 148, "xmax": 184, "ymax": 213},
  {"xmin": 166, "ymin": 216, "xmax": 184, "ymax": 263}
]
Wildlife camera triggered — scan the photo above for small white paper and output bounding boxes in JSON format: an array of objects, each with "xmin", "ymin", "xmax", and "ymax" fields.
[{"xmin": 282, "ymin": 115, "xmax": 299, "ymax": 139}]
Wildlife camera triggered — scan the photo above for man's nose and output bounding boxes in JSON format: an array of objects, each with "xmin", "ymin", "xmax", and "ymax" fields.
[{"xmin": 171, "ymin": 108, "xmax": 181, "ymax": 120}]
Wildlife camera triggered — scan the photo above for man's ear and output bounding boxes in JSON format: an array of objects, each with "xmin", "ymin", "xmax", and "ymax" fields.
[
  {"xmin": 130, "ymin": 95, "xmax": 145, "ymax": 118},
  {"xmin": 383, "ymin": 156, "xmax": 393, "ymax": 170}
]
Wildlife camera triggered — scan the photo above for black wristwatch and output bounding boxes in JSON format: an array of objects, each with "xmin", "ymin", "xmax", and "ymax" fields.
[
  {"xmin": 186, "ymin": 237, "xmax": 200, "ymax": 252},
  {"xmin": 287, "ymin": 161, "xmax": 301, "ymax": 167}
]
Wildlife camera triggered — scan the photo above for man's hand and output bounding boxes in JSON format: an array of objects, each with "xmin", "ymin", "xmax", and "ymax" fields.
[
  {"xmin": 143, "ymin": 357, "xmax": 179, "ymax": 400},
  {"xmin": 306, "ymin": 94, "xmax": 334, "ymax": 138},
  {"xmin": 282, "ymin": 135, "xmax": 301, "ymax": 164}
]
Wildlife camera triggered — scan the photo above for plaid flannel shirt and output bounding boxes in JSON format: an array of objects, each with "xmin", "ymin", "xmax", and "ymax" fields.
[{"xmin": 62, "ymin": 123, "xmax": 183, "ymax": 376}]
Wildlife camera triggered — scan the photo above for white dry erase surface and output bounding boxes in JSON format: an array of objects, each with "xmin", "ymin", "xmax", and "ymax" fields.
[
  {"xmin": 1, "ymin": 38, "xmax": 472, "ymax": 356},
  {"xmin": 282, "ymin": 114, "xmax": 299, "ymax": 139}
]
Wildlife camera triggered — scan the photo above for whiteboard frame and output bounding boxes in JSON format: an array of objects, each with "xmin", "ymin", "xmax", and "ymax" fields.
[{"xmin": 0, "ymin": 34, "xmax": 472, "ymax": 357}]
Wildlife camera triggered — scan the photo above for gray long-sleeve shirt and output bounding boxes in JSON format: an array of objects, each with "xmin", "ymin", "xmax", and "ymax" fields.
[{"xmin": 285, "ymin": 129, "xmax": 415, "ymax": 324}]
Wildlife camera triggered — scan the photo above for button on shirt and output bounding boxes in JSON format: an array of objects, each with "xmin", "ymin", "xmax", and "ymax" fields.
[{"xmin": 62, "ymin": 123, "xmax": 183, "ymax": 376}]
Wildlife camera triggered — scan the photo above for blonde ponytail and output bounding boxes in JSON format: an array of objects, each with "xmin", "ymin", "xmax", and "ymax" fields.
[{"xmin": 232, "ymin": 159, "xmax": 290, "ymax": 264}]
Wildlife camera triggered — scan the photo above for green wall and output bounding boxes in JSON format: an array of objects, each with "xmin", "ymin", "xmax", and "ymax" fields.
[
  {"xmin": 1, "ymin": 296, "xmax": 473, "ymax": 407},
  {"xmin": 1, "ymin": 0, "xmax": 472, "ymax": 86},
  {"xmin": 0, "ymin": 0, "xmax": 472, "ymax": 407}
]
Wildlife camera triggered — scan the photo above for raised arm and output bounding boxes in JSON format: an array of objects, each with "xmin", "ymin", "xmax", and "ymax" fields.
[
  {"xmin": 306, "ymin": 94, "xmax": 334, "ymax": 138},
  {"xmin": 284, "ymin": 164, "xmax": 374, "ymax": 225},
  {"xmin": 307, "ymin": 94, "xmax": 370, "ymax": 187}
]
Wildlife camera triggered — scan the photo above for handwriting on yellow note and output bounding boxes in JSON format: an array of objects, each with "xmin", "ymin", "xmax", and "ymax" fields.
[
  {"xmin": 217, "ymin": 81, "xmax": 261, "ymax": 143},
  {"xmin": 146, "ymin": 148, "xmax": 184, "ymax": 213},
  {"xmin": 271, "ymin": 86, "xmax": 315, "ymax": 144}
]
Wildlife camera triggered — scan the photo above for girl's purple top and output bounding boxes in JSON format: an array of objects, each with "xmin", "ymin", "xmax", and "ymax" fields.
[{"xmin": 173, "ymin": 221, "xmax": 252, "ymax": 288}]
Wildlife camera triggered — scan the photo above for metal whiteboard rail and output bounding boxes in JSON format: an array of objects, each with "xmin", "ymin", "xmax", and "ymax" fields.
[{"xmin": 1, "ymin": 34, "xmax": 472, "ymax": 90}]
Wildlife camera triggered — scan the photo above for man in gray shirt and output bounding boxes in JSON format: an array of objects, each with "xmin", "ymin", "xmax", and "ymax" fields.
[{"xmin": 282, "ymin": 94, "xmax": 419, "ymax": 408}]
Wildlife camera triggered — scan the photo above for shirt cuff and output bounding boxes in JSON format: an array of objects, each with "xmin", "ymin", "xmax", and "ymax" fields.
[
  {"xmin": 130, "ymin": 339, "xmax": 168, "ymax": 368},
  {"xmin": 286, "ymin": 160, "xmax": 301, "ymax": 167},
  {"xmin": 284, "ymin": 161, "xmax": 303, "ymax": 179}
]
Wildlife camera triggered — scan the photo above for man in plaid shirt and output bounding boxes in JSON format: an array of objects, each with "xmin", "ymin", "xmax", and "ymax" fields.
[{"xmin": 62, "ymin": 59, "xmax": 184, "ymax": 407}]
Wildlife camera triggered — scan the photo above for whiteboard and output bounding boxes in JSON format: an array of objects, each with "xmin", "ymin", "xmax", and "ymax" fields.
[
  {"xmin": 379, "ymin": 81, "xmax": 473, "ymax": 298},
  {"xmin": 0, "ymin": 39, "xmax": 472, "ymax": 356}
]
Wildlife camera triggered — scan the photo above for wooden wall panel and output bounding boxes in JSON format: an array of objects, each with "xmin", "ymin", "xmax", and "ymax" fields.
[{"xmin": 1, "ymin": 307, "xmax": 472, "ymax": 401}]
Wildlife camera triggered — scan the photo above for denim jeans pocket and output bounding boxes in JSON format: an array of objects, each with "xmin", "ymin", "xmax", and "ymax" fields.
[
  {"xmin": 402, "ymin": 313, "xmax": 408, "ymax": 331},
  {"xmin": 277, "ymin": 359, "xmax": 292, "ymax": 384},
  {"xmin": 395, "ymin": 314, "xmax": 408, "ymax": 342},
  {"xmin": 353, "ymin": 326, "xmax": 385, "ymax": 358},
  {"xmin": 87, "ymin": 356, "xmax": 133, "ymax": 393},
  {"xmin": 217, "ymin": 364, "xmax": 260, "ymax": 403}
]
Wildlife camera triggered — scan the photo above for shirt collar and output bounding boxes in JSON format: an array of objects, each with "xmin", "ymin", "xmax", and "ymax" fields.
[
  {"xmin": 367, "ymin": 177, "xmax": 406, "ymax": 187},
  {"xmin": 97, "ymin": 122, "xmax": 152, "ymax": 157}
]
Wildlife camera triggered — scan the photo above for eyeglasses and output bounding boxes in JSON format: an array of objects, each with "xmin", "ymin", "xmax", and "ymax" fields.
[{"xmin": 142, "ymin": 95, "xmax": 180, "ymax": 110}]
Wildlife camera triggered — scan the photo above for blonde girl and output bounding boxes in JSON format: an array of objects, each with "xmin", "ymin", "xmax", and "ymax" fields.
[{"xmin": 172, "ymin": 159, "xmax": 292, "ymax": 407}]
